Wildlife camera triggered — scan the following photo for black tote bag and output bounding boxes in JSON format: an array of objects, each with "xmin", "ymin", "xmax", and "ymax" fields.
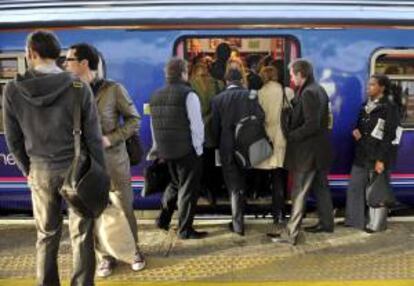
[{"xmin": 366, "ymin": 172, "xmax": 396, "ymax": 208}]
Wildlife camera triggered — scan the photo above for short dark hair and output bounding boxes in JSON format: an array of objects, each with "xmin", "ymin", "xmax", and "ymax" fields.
[
  {"xmin": 289, "ymin": 59, "xmax": 314, "ymax": 81},
  {"xmin": 165, "ymin": 57, "xmax": 187, "ymax": 83},
  {"xmin": 69, "ymin": 43, "xmax": 100, "ymax": 71},
  {"xmin": 225, "ymin": 67, "xmax": 243, "ymax": 82},
  {"xmin": 216, "ymin": 43, "xmax": 231, "ymax": 62},
  {"xmin": 26, "ymin": 30, "xmax": 61, "ymax": 60}
]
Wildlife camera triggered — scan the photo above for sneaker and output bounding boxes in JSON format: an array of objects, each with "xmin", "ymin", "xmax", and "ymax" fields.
[
  {"xmin": 131, "ymin": 253, "xmax": 146, "ymax": 272},
  {"xmin": 96, "ymin": 259, "xmax": 114, "ymax": 278}
]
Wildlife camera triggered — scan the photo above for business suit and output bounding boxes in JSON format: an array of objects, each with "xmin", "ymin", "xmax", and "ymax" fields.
[
  {"xmin": 211, "ymin": 83, "xmax": 264, "ymax": 234},
  {"xmin": 284, "ymin": 78, "xmax": 334, "ymax": 242}
]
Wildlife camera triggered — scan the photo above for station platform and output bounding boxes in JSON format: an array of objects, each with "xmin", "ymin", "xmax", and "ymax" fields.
[{"xmin": 1, "ymin": 216, "xmax": 414, "ymax": 286}]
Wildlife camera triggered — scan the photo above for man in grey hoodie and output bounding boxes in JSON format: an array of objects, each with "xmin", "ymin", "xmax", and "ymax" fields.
[{"xmin": 2, "ymin": 30, "xmax": 105, "ymax": 286}]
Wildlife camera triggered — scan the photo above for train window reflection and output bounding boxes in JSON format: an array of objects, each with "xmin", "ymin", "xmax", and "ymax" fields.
[
  {"xmin": 0, "ymin": 58, "xmax": 18, "ymax": 79},
  {"xmin": 372, "ymin": 49, "xmax": 414, "ymax": 127},
  {"xmin": 0, "ymin": 54, "xmax": 26, "ymax": 133}
]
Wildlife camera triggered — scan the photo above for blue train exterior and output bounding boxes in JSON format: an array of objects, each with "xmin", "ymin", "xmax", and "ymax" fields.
[{"xmin": 1, "ymin": 1, "xmax": 414, "ymax": 211}]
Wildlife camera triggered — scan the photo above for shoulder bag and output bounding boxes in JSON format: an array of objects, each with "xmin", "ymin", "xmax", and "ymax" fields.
[{"xmin": 59, "ymin": 83, "xmax": 110, "ymax": 218}]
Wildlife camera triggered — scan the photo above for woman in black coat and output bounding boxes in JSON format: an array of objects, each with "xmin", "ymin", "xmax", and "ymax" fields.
[{"xmin": 345, "ymin": 74, "xmax": 401, "ymax": 233}]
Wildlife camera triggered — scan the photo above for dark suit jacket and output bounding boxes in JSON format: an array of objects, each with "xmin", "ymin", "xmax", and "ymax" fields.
[
  {"xmin": 211, "ymin": 84, "xmax": 264, "ymax": 166},
  {"xmin": 284, "ymin": 79, "xmax": 333, "ymax": 172}
]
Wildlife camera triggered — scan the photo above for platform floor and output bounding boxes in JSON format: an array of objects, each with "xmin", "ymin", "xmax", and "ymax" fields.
[{"xmin": 1, "ymin": 216, "xmax": 414, "ymax": 286}]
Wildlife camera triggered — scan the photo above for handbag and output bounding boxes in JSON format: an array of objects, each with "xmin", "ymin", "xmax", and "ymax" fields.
[
  {"xmin": 95, "ymin": 192, "xmax": 136, "ymax": 264},
  {"xmin": 126, "ymin": 132, "xmax": 144, "ymax": 166},
  {"xmin": 141, "ymin": 159, "xmax": 170, "ymax": 197},
  {"xmin": 280, "ymin": 87, "xmax": 293, "ymax": 138},
  {"xmin": 59, "ymin": 86, "xmax": 110, "ymax": 218},
  {"xmin": 366, "ymin": 172, "xmax": 396, "ymax": 208}
]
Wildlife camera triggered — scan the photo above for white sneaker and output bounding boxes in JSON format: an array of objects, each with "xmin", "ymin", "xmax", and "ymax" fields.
[
  {"xmin": 96, "ymin": 259, "xmax": 113, "ymax": 278},
  {"xmin": 131, "ymin": 253, "xmax": 146, "ymax": 272}
]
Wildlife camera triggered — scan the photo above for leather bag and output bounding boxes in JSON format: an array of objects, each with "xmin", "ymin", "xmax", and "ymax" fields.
[
  {"xmin": 141, "ymin": 159, "xmax": 170, "ymax": 197},
  {"xmin": 366, "ymin": 172, "xmax": 396, "ymax": 208},
  {"xmin": 59, "ymin": 85, "xmax": 110, "ymax": 218},
  {"xmin": 126, "ymin": 132, "xmax": 144, "ymax": 166},
  {"xmin": 280, "ymin": 87, "xmax": 293, "ymax": 138}
]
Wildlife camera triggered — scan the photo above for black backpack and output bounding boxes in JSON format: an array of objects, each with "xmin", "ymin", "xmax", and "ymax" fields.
[{"xmin": 234, "ymin": 91, "xmax": 273, "ymax": 169}]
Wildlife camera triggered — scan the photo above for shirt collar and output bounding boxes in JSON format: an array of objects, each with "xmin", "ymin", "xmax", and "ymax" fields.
[{"xmin": 34, "ymin": 63, "xmax": 62, "ymax": 74}]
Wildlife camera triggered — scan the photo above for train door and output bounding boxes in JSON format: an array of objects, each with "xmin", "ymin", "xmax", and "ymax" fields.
[
  {"xmin": 370, "ymin": 49, "xmax": 414, "ymax": 176},
  {"xmin": 174, "ymin": 36, "xmax": 300, "ymax": 87},
  {"xmin": 173, "ymin": 36, "xmax": 300, "ymax": 205}
]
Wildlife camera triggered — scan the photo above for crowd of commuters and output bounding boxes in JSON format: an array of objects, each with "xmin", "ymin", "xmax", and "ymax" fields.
[{"xmin": 1, "ymin": 30, "xmax": 403, "ymax": 285}]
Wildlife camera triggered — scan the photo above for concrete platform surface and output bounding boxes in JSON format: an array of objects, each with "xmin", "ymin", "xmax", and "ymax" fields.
[{"xmin": 0, "ymin": 217, "xmax": 414, "ymax": 286}]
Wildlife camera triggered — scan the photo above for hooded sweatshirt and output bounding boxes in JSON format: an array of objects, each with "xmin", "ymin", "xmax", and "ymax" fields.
[{"xmin": 2, "ymin": 69, "xmax": 105, "ymax": 176}]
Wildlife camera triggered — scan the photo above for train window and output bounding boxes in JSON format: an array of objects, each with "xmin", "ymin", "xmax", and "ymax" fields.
[
  {"xmin": 371, "ymin": 49, "xmax": 414, "ymax": 127},
  {"xmin": 174, "ymin": 36, "xmax": 300, "ymax": 87},
  {"xmin": 0, "ymin": 54, "xmax": 26, "ymax": 133}
]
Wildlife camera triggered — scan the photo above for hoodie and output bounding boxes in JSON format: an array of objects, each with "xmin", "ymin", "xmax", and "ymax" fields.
[{"xmin": 2, "ymin": 69, "xmax": 105, "ymax": 176}]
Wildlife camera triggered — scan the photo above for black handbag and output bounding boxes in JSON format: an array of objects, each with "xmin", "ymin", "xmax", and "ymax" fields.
[
  {"xmin": 126, "ymin": 133, "xmax": 144, "ymax": 166},
  {"xmin": 280, "ymin": 87, "xmax": 293, "ymax": 138},
  {"xmin": 366, "ymin": 172, "xmax": 396, "ymax": 208},
  {"xmin": 59, "ymin": 87, "xmax": 110, "ymax": 218},
  {"xmin": 141, "ymin": 159, "xmax": 170, "ymax": 197}
]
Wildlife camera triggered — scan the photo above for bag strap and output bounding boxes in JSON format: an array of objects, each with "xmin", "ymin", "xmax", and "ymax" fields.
[
  {"xmin": 72, "ymin": 81, "xmax": 83, "ymax": 159},
  {"xmin": 248, "ymin": 89, "xmax": 258, "ymax": 117}
]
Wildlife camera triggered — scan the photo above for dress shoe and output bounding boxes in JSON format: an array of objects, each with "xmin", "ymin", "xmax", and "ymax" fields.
[
  {"xmin": 304, "ymin": 224, "xmax": 333, "ymax": 233},
  {"xmin": 228, "ymin": 222, "xmax": 244, "ymax": 236},
  {"xmin": 178, "ymin": 229, "xmax": 208, "ymax": 239},
  {"xmin": 271, "ymin": 231, "xmax": 304, "ymax": 246},
  {"xmin": 155, "ymin": 218, "xmax": 169, "ymax": 231},
  {"xmin": 269, "ymin": 228, "xmax": 304, "ymax": 246}
]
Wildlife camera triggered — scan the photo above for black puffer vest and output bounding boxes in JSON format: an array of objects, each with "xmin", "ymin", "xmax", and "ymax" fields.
[{"xmin": 150, "ymin": 82, "xmax": 193, "ymax": 159}]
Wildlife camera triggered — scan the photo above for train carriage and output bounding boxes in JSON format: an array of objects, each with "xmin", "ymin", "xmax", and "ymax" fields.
[{"xmin": 1, "ymin": 0, "xmax": 414, "ymax": 212}]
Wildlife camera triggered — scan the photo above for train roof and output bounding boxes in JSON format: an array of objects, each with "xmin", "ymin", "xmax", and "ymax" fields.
[{"xmin": 2, "ymin": 0, "xmax": 414, "ymax": 28}]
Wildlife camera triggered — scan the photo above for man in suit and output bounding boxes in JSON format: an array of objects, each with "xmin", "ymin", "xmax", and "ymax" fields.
[
  {"xmin": 211, "ymin": 68, "xmax": 264, "ymax": 236},
  {"xmin": 272, "ymin": 59, "xmax": 334, "ymax": 245}
]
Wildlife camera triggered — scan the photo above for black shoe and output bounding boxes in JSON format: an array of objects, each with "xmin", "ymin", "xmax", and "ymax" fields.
[
  {"xmin": 179, "ymin": 229, "xmax": 208, "ymax": 239},
  {"xmin": 228, "ymin": 222, "xmax": 244, "ymax": 236},
  {"xmin": 304, "ymin": 224, "xmax": 333, "ymax": 233},
  {"xmin": 155, "ymin": 218, "xmax": 169, "ymax": 231}
]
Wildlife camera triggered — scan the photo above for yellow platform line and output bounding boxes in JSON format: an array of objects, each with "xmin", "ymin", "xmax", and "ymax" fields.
[{"xmin": 1, "ymin": 280, "xmax": 414, "ymax": 286}]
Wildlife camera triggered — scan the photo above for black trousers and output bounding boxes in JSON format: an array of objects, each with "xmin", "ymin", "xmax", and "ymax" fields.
[
  {"xmin": 222, "ymin": 162, "xmax": 246, "ymax": 233},
  {"xmin": 201, "ymin": 147, "xmax": 225, "ymax": 200},
  {"xmin": 271, "ymin": 168, "xmax": 288, "ymax": 218},
  {"xmin": 157, "ymin": 152, "xmax": 202, "ymax": 236}
]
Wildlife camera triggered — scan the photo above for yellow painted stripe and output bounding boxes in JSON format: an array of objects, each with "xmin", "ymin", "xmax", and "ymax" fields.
[{"xmin": 1, "ymin": 280, "xmax": 414, "ymax": 286}]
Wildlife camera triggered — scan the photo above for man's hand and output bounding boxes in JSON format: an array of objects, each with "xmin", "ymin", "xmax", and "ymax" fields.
[
  {"xmin": 375, "ymin": 160, "xmax": 385, "ymax": 174},
  {"xmin": 352, "ymin": 129, "xmax": 362, "ymax": 141},
  {"xmin": 102, "ymin": 136, "xmax": 111, "ymax": 148}
]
